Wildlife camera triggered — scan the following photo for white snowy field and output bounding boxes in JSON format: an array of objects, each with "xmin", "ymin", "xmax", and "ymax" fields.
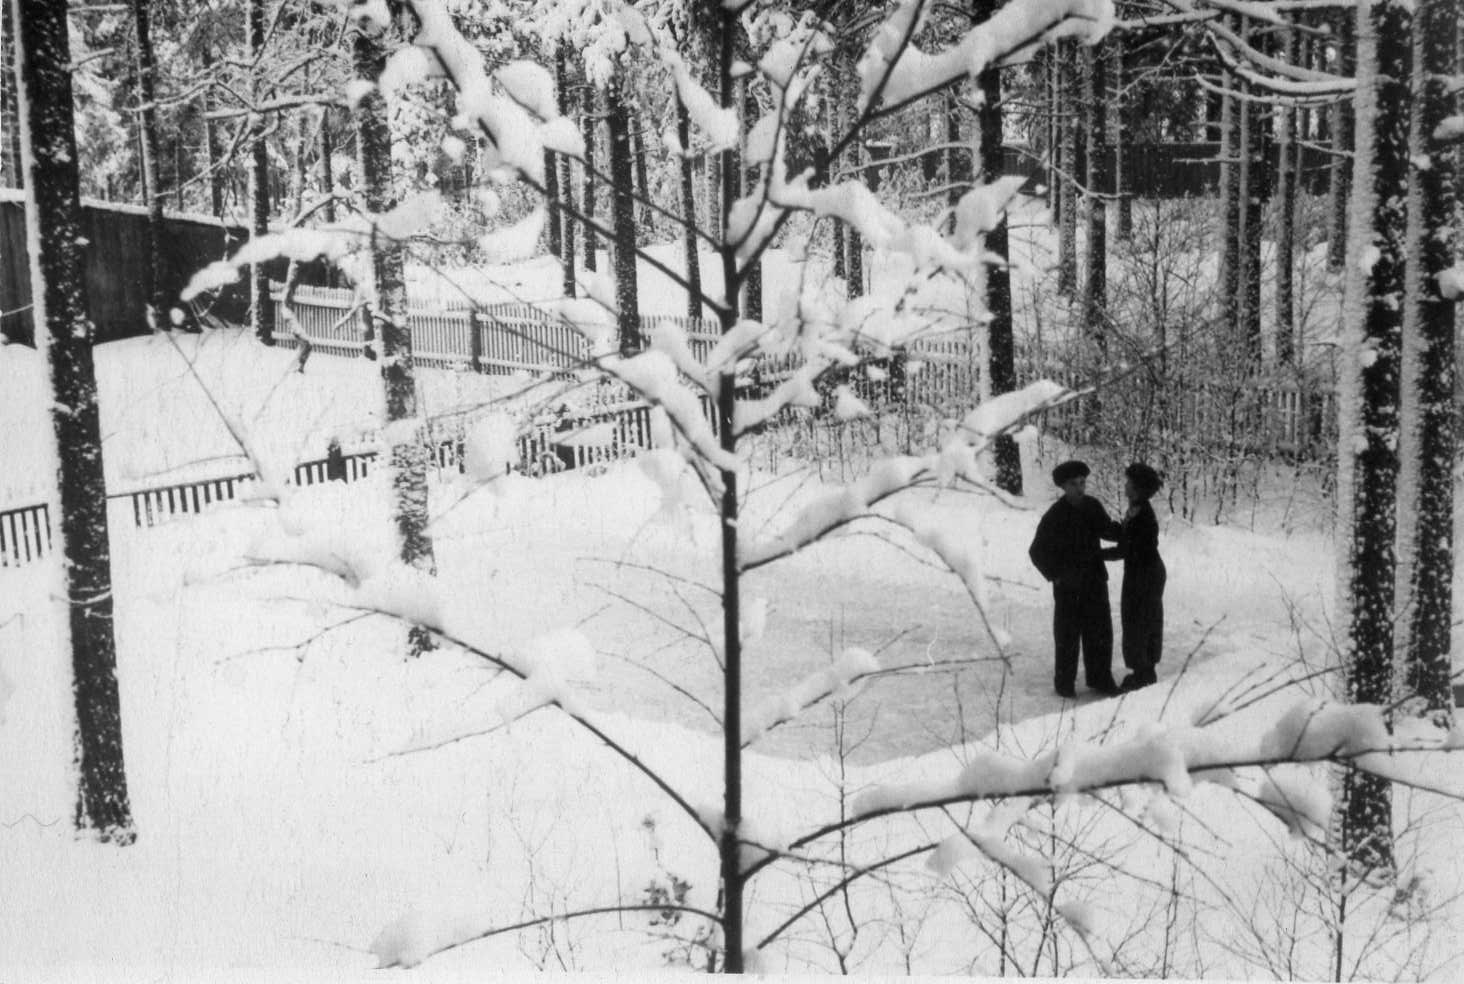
[
  {"xmin": 3, "ymin": 322, "xmax": 1463, "ymax": 981},
  {"xmin": 2, "ymin": 204, "xmax": 1462, "ymax": 981}
]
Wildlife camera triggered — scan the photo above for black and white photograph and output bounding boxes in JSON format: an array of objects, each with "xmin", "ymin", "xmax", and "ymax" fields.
[{"xmin": 1, "ymin": 0, "xmax": 1462, "ymax": 979}]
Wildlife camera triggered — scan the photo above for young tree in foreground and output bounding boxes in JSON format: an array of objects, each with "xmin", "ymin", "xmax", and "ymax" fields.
[
  {"xmin": 12, "ymin": 0, "xmax": 135, "ymax": 844},
  {"xmin": 352, "ymin": 4, "xmax": 436, "ymax": 658}
]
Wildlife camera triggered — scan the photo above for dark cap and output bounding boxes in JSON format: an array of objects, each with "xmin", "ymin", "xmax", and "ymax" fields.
[
  {"xmin": 1125, "ymin": 462, "xmax": 1163, "ymax": 497},
  {"xmin": 1052, "ymin": 460, "xmax": 1090, "ymax": 486}
]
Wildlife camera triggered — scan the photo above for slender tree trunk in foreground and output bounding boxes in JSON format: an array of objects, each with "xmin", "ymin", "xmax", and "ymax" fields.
[
  {"xmin": 677, "ymin": 95, "xmax": 701, "ymax": 319},
  {"xmin": 132, "ymin": 0, "xmax": 168, "ymax": 328},
  {"xmin": 13, "ymin": 0, "xmax": 136, "ymax": 844},
  {"xmin": 354, "ymin": 21, "xmax": 436, "ymax": 657}
]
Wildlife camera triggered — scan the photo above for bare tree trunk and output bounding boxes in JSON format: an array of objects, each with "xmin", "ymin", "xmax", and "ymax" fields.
[
  {"xmin": 677, "ymin": 94, "xmax": 701, "ymax": 319},
  {"xmin": 582, "ymin": 84, "xmax": 598, "ymax": 273},
  {"xmin": 632, "ymin": 112, "xmax": 650, "ymax": 243},
  {"xmin": 740, "ymin": 74, "xmax": 761, "ymax": 320},
  {"xmin": 1082, "ymin": 43, "xmax": 1108, "ymax": 355},
  {"xmin": 975, "ymin": 0, "xmax": 1020, "ymax": 494},
  {"xmin": 200, "ymin": 43, "xmax": 224, "ymax": 218},
  {"xmin": 13, "ymin": 0, "xmax": 135, "ymax": 844},
  {"xmin": 1401, "ymin": 0, "xmax": 1459, "ymax": 721},
  {"xmin": 714, "ymin": 9, "xmax": 745, "ymax": 971},
  {"xmin": 1047, "ymin": 49, "xmax": 1060, "ymax": 225},
  {"xmin": 131, "ymin": 0, "xmax": 169, "ymax": 327},
  {"xmin": 1111, "ymin": 41, "xmax": 1132, "ymax": 241},
  {"xmin": 556, "ymin": 45, "xmax": 575, "ymax": 298},
  {"xmin": 1217, "ymin": 84, "xmax": 1240, "ymax": 335},
  {"xmin": 1056, "ymin": 42, "xmax": 1078, "ymax": 297},
  {"xmin": 354, "ymin": 19, "xmax": 435, "ymax": 657},
  {"xmin": 1238, "ymin": 57, "xmax": 1269, "ymax": 366},
  {"xmin": 1335, "ymin": 0, "xmax": 1411, "ymax": 880},
  {"xmin": 248, "ymin": 0, "xmax": 273, "ymax": 344},
  {"xmin": 1274, "ymin": 26, "xmax": 1299, "ymax": 366},
  {"xmin": 607, "ymin": 66, "xmax": 641, "ymax": 355},
  {"xmin": 1328, "ymin": 13, "xmax": 1355, "ymax": 271}
]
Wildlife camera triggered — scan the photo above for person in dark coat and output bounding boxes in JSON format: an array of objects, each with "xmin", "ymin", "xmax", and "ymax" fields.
[
  {"xmin": 1028, "ymin": 460, "xmax": 1121, "ymax": 698},
  {"xmin": 1103, "ymin": 463, "xmax": 1167, "ymax": 691}
]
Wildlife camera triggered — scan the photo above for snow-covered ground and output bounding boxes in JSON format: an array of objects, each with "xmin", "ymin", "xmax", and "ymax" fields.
[{"xmin": 3, "ymin": 209, "xmax": 1462, "ymax": 981}]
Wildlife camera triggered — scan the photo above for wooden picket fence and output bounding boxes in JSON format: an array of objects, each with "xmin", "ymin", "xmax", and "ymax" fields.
[{"xmin": 0, "ymin": 501, "xmax": 50, "ymax": 567}]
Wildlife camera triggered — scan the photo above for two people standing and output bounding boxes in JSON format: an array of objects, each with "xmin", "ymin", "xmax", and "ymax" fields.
[{"xmin": 1027, "ymin": 460, "xmax": 1166, "ymax": 698}]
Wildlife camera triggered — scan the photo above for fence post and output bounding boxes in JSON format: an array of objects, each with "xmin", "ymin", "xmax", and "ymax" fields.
[{"xmin": 470, "ymin": 312, "xmax": 483, "ymax": 374}]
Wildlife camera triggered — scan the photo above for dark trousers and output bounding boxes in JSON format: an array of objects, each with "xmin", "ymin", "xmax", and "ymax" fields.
[
  {"xmin": 1119, "ymin": 563, "xmax": 1166, "ymax": 674},
  {"xmin": 1053, "ymin": 580, "xmax": 1115, "ymax": 690}
]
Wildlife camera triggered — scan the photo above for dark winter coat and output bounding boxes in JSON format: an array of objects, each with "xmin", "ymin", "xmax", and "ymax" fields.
[
  {"xmin": 1028, "ymin": 495, "xmax": 1118, "ymax": 588},
  {"xmin": 1029, "ymin": 494, "xmax": 1121, "ymax": 691},
  {"xmin": 1102, "ymin": 500, "xmax": 1166, "ymax": 672}
]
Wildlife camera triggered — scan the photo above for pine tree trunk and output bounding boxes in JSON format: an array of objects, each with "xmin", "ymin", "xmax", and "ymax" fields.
[
  {"xmin": 1401, "ymin": 0, "xmax": 1458, "ymax": 721},
  {"xmin": 1335, "ymin": 0, "xmax": 1411, "ymax": 880},
  {"xmin": 1111, "ymin": 41, "xmax": 1132, "ymax": 242},
  {"xmin": 607, "ymin": 67, "xmax": 641, "ymax": 355},
  {"xmin": 582, "ymin": 86, "xmax": 598, "ymax": 273},
  {"xmin": 1082, "ymin": 43, "xmax": 1108, "ymax": 354},
  {"xmin": 1056, "ymin": 43, "xmax": 1078, "ymax": 297},
  {"xmin": 740, "ymin": 76, "xmax": 761, "ymax": 320},
  {"xmin": 131, "ymin": 0, "xmax": 168, "ymax": 327},
  {"xmin": 1238, "ymin": 65, "xmax": 1268, "ymax": 366},
  {"xmin": 544, "ymin": 144, "xmax": 562, "ymax": 258},
  {"xmin": 677, "ymin": 95, "xmax": 701, "ymax": 319},
  {"xmin": 1274, "ymin": 27, "xmax": 1299, "ymax": 366},
  {"xmin": 1217, "ymin": 84, "xmax": 1240, "ymax": 335},
  {"xmin": 632, "ymin": 113, "xmax": 650, "ymax": 243},
  {"xmin": 0, "ymin": 0, "xmax": 22, "ymax": 190},
  {"xmin": 13, "ymin": 0, "xmax": 135, "ymax": 844},
  {"xmin": 248, "ymin": 0, "xmax": 273, "ymax": 344},
  {"xmin": 201, "ymin": 43, "xmax": 224, "ymax": 218},
  {"xmin": 1047, "ymin": 49, "xmax": 1061, "ymax": 225},
  {"xmin": 555, "ymin": 45, "xmax": 575, "ymax": 299},
  {"xmin": 976, "ymin": 0, "xmax": 1020, "ymax": 493},
  {"xmin": 1328, "ymin": 14, "xmax": 1355, "ymax": 271},
  {"xmin": 355, "ymin": 21, "xmax": 435, "ymax": 657}
]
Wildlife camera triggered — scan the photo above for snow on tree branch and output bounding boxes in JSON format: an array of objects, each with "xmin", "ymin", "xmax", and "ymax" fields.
[{"xmin": 857, "ymin": 0, "xmax": 1115, "ymax": 114}]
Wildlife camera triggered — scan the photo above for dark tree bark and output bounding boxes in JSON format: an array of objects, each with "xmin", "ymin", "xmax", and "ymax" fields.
[
  {"xmin": 714, "ymin": 9, "xmax": 745, "ymax": 971},
  {"xmin": 555, "ymin": 45, "xmax": 575, "ymax": 299},
  {"xmin": 582, "ymin": 84, "xmax": 598, "ymax": 273},
  {"xmin": 1238, "ymin": 64, "xmax": 1270, "ymax": 366},
  {"xmin": 1047, "ymin": 49, "xmax": 1061, "ymax": 224},
  {"xmin": 1056, "ymin": 42, "xmax": 1078, "ymax": 297},
  {"xmin": 544, "ymin": 147, "xmax": 562, "ymax": 258},
  {"xmin": 200, "ymin": 43, "xmax": 225, "ymax": 218},
  {"xmin": 1111, "ymin": 40, "xmax": 1132, "ymax": 241},
  {"xmin": 740, "ymin": 74, "xmax": 762, "ymax": 320},
  {"xmin": 1327, "ymin": 14, "xmax": 1355, "ymax": 271},
  {"xmin": 1402, "ymin": 0, "xmax": 1459, "ymax": 721},
  {"xmin": 354, "ymin": 19, "xmax": 435, "ymax": 656},
  {"xmin": 248, "ymin": 0, "xmax": 273, "ymax": 344},
  {"xmin": 1082, "ymin": 43, "xmax": 1108, "ymax": 356},
  {"xmin": 131, "ymin": 0, "xmax": 169, "ymax": 326},
  {"xmin": 632, "ymin": 112, "xmax": 650, "ymax": 242},
  {"xmin": 1337, "ymin": 0, "xmax": 1412, "ymax": 880},
  {"xmin": 13, "ymin": 0, "xmax": 135, "ymax": 844},
  {"xmin": 1217, "ymin": 84, "xmax": 1240, "ymax": 337},
  {"xmin": 607, "ymin": 66, "xmax": 641, "ymax": 355},
  {"xmin": 974, "ymin": 0, "xmax": 1020, "ymax": 494},
  {"xmin": 676, "ymin": 94, "xmax": 701, "ymax": 319},
  {"xmin": 1274, "ymin": 27, "xmax": 1299, "ymax": 366}
]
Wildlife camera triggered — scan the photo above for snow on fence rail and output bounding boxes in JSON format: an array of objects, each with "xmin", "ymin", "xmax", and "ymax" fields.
[
  {"xmin": 270, "ymin": 283, "xmax": 973, "ymax": 407},
  {"xmin": 0, "ymin": 394, "xmax": 689, "ymax": 567}
]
